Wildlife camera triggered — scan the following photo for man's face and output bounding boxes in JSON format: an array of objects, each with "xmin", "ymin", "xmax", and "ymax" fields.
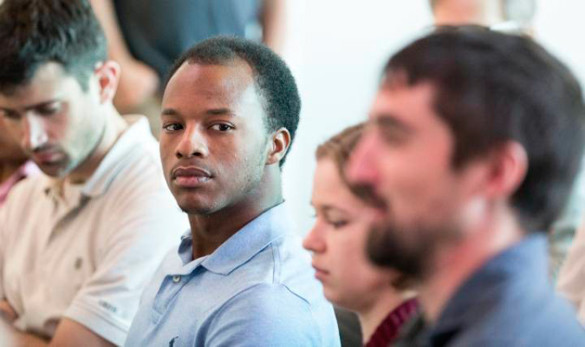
[
  {"xmin": 347, "ymin": 81, "xmax": 485, "ymax": 278},
  {"xmin": 160, "ymin": 61, "xmax": 270, "ymax": 215},
  {"xmin": 0, "ymin": 62, "xmax": 105, "ymax": 178}
]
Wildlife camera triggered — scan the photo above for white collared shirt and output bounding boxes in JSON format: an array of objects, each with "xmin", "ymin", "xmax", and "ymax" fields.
[{"xmin": 0, "ymin": 116, "xmax": 188, "ymax": 345}]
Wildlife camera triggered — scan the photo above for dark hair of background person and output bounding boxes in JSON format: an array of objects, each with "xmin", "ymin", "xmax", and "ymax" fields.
[
  {"xmin": 167, "ymin": 36, "xmax": 301, "ymax": 166},
  {"xmin": 384, "ymin": 25, "xmax": 585, "ymax": 232},
  {"xmin": 0, "ymin": 0, "xmax": 107, "ymax": 93}
]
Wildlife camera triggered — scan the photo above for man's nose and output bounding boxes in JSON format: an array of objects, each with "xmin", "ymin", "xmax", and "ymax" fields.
[
  {"xmin": 175, "ymin": 126, "xmax": 209, "ymax": 159},
  {"xmin": 22, "ymin": 114, "xmax": 49, "ymax": 151},
  {"xmin": 346, "ymin": 130, "xmax": 379, "ymax": 186}
]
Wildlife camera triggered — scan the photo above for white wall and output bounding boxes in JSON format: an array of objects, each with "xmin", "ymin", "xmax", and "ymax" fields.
[
  {"xmin": 281, "ymin": 0, "xmax": 585, "ymax": 235},
  {"xmin": 534, "ymin": 0, "xmax": 585, "ymax": 83}
]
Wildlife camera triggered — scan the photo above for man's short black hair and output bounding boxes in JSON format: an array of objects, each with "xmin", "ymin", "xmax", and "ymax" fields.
[
  {"xmin": 0, "ymin": 0, "xmax": 107, "ymax": 93},
  {"xmin": 167, "ymin": 36, "xmax": 301, "ymax": 166},
  {"xmin": 385, "ymin": 26, "xmax": 585, "ymax": 232}
]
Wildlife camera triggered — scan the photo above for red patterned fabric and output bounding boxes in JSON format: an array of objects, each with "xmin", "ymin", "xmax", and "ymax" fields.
[{"xmin": 365, "ymin": 298, "xmax": 419, "ymax": 347}]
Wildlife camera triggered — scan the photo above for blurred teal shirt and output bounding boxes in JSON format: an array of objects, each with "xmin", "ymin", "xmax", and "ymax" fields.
[{"xmin": 125, "ymin": 203, "xmax": 340, "ymax": 347}]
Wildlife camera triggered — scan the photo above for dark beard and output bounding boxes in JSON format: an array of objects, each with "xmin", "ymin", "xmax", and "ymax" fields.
[
  {"xmin": 366, "ymin": 215, "xmax": 461, "ymax": 280},
  {"xmin": 367, "ymin": 220, "xmax": 431, "ymax": 279}
]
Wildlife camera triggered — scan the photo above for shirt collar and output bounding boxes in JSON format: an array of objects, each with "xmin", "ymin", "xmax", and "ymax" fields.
[
  {"xmin": 81, "ymin": 116, "xmax": 152, "ymax": 198},
  {"xmin": 430, "ymin": 234, "xmax": 549, "ymax": 341},
  {"xmin": 43, "ymin": 116, "xmax": 152, "ymax": 201},
  {"xmin": 174, "ymin": 202, "xmax": 293, "ymax": 276}
]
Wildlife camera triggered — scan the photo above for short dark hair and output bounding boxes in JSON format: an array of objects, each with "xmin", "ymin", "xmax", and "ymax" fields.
[
  {"xmin": 167, "ymin": 36, "xmax": 301, "ymax": 166},
  {"xmin": 384, "ymin": 26, "xmax": 585, "ymax": 232},
  {"xmin": 0, "ymin": 0, "xmax": 107, "ymax": 93}
]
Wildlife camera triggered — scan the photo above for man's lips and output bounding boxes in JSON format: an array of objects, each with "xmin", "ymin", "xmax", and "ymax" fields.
[
  {"xmin": 172, "ymin": 166, "xmax": 212, "ymax": 188},
  {"xmin": 32, "ymin": 150, "xmax": 63, "ymax": 164}
]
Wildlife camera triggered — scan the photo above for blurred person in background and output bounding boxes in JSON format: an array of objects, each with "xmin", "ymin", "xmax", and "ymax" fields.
[
  {"xmin": 430, "ymin": 0, "xmax": 585, "ymax": 280},
  {"xmin": 90, "ymin": 0, "xmax": 286, "ymax": 136},
  {"xmin": 348, "ymin": 27, "xmax": 585, "ymax": 346},
  {"xmin": 0, "ymin": 1, "xmax": 187, "ymax": 345},
  {"xmin": 430, "ymin": 0, "xmax": 535, "ymax": 33},
  {"xmin": 303, "ymin": 123, "xmax": 418, "ymax": 347},
  {"xmin": 440, "ymin": 0, "xmax": 585, "ymax": 331}
]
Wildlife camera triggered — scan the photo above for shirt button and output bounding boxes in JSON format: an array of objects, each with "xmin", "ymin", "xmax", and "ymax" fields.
[{"xmin": 172, "ymin": 275, "xmax": 181, "ymax": 283}]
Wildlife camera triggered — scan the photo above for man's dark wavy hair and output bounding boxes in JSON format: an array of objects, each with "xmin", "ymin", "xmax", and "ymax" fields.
[
  {"xmin": 384, "ymin": 26, "xmax": 585, "ymax": 232},
  {"xmin": 167, "ymin": 36, "xmax": 301, "ymax": 166},
  {"xmin": 0, "ymin": 0, "xmax": 107, "ymax": 93}
]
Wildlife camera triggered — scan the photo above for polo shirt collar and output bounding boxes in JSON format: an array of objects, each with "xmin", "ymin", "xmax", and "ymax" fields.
[
  {"xmin": 81, "ymin": 116, "xmax": 151, "ymax": 198},
  {"xmin": 174, "ymin": 202, "xmax": 292, "ymax": 276},
  {"xmin": 429, "ymin": 234, "xmax": 549, "ymax": 343},
  {"xmin": 43, "ymin": 116, "xmax": 152, "ymax": 201}
]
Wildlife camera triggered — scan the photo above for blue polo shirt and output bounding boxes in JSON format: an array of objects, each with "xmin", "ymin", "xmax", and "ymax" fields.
[
  {"xmin": 395, "ymin": 234, "xmax": 585, "ymax": 346},
  {"xmin": 125, "ymin": 203, "xmax": 340, "ymax": 346}
]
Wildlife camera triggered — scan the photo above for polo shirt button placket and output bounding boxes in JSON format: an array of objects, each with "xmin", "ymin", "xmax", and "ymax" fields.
[{"xmin": 172, "ymin": 275, "xmax": 181, "ymax": 283}]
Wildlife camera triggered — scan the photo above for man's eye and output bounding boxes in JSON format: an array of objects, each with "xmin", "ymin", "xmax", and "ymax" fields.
[
  {"xmin": 379, "ymin": 130, "xmax": 406, "ymax": 145},
  {"xmin": 210, "ymin": 123, "xmax": 234, "ymax": 132},
  {"xmin": 162, "ymin": 123, "xmax": 183, "ymax": 132},
  {"xmin": 374, "ymin": 122, "xmax": 409, "ymax": 146},
  {"xmin": 37, "ymin": 104, "xmax": 61, "ymax": 116},
  {"xmin": 0, "ymin": 110, "xmax": 21, "ymax": 120}
]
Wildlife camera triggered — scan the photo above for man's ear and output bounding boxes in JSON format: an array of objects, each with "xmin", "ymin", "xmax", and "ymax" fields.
[
  {"xmin": 94, "ymin": 60, "xmax": 121, "ymax": 104},
  {"xmin": 483, "ymin": 141, "xmax": 528, "ymax": 199},
  {"xmin": 266, "ymin": 127, "xmax": 291, "ymax": 166}
]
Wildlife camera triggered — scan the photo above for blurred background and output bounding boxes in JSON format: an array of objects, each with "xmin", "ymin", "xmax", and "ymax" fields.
[{"xmin": 280, "ymin": 0, "xmax": 585, "ymax": 235}]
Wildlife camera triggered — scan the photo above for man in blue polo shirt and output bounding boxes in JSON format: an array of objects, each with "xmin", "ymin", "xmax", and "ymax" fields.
[{"xmin": 125, "ymin": 37, "xmax": 340, "ymax": 346}]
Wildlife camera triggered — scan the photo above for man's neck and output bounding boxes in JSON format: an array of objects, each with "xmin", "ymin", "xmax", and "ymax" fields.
[
  {"xmin": 419, "ymin": 211, "xmax": 524, "ymax": 323},
  {"xmin": 67, "ymin": 105, "xmax": 127, "ymax": 184},
  {"xmin": 188, "ymin": 167, "xmax": 283, "ymax": 260}
]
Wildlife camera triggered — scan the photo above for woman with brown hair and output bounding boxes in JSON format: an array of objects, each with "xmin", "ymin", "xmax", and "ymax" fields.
[{"xmin": 303, "ymin": 123, "xmax": 418, "ymax": 346}]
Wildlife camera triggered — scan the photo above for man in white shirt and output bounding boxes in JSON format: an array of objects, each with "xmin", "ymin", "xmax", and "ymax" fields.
[{"xmin": 0, "ymin": 0, "xmax": 187, "ymax": 345}]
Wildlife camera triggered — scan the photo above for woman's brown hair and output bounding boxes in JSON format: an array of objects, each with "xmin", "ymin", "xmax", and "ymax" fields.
[
  {"xmin": 316, "ymin": 123, "xmax": 413, "ymax": 290},
  {"xmin": 316, "ymin": 123, "xmax": 373, "ymax": 204}
]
